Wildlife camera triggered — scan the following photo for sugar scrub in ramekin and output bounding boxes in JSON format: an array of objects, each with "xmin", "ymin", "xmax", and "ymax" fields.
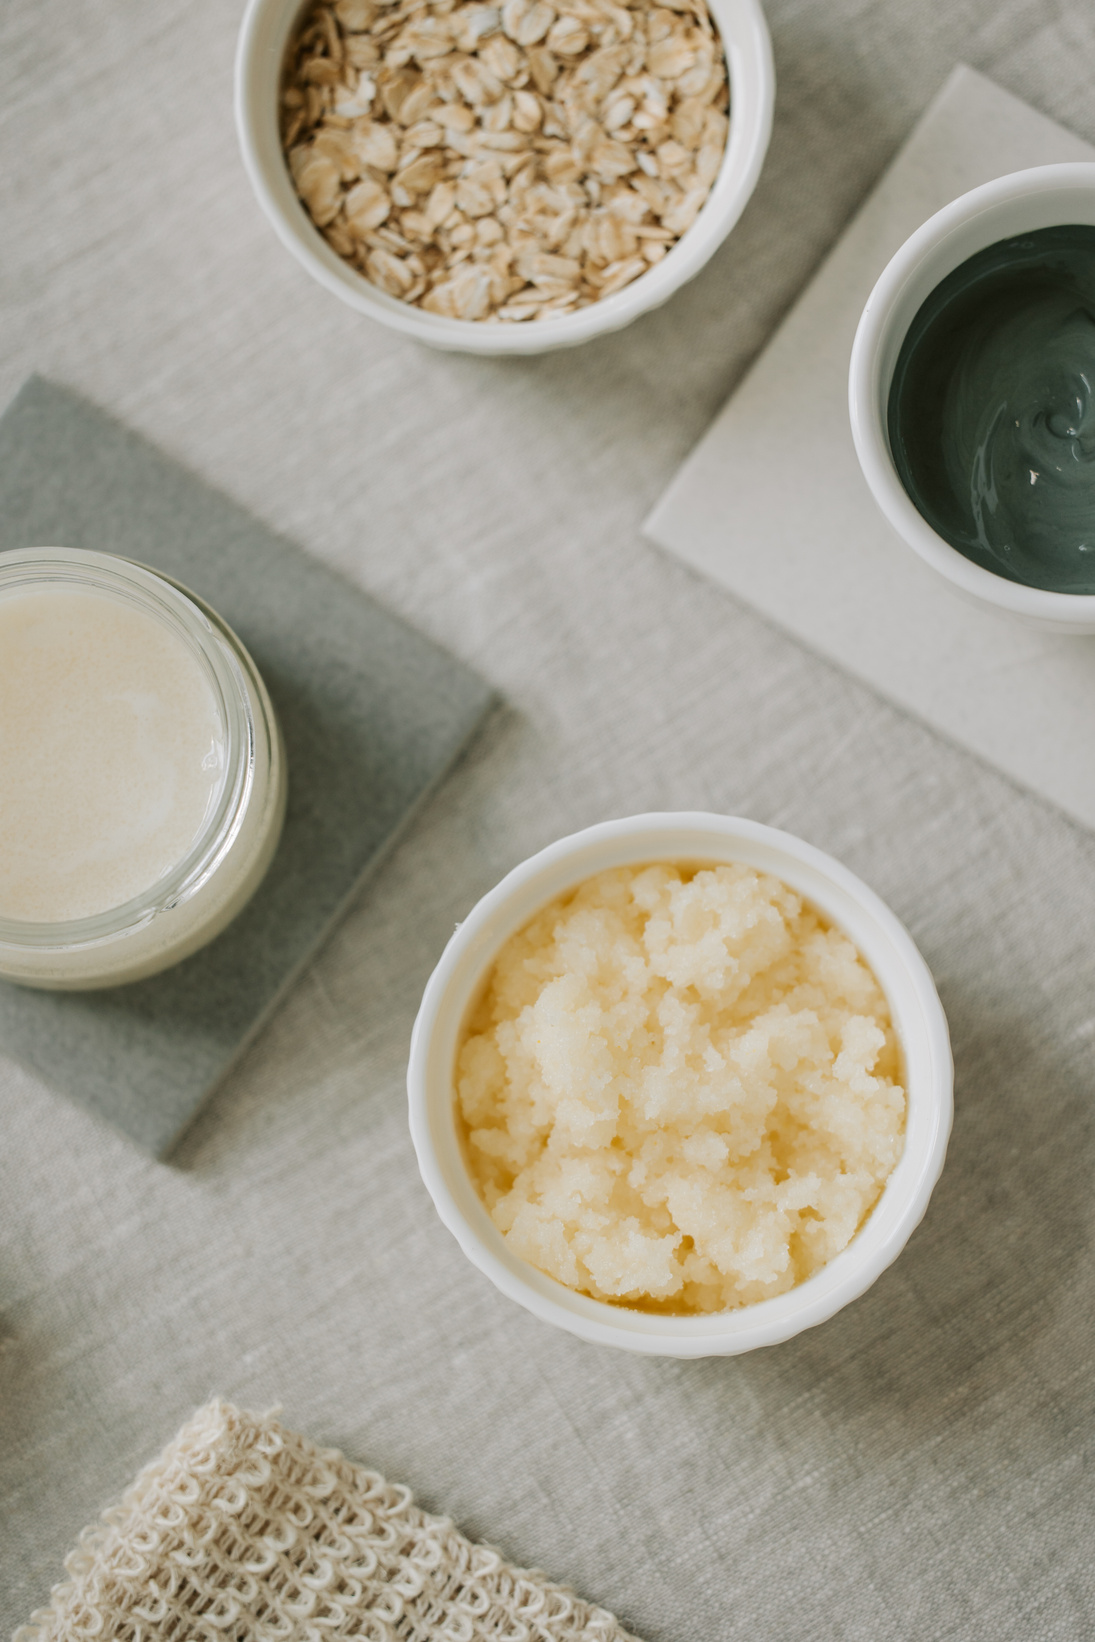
[
  {"xmin": 408, "ymin": 814, "xmax": 952, "ymax": 1356},
  {"xmin": 456, "ymin": 859, "xmax": 906, "ymax": 1315}
]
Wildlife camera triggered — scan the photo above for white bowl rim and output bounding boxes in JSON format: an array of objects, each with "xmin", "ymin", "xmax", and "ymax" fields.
[
  {"xmin": 235, "ymin": 0, "xmax": 774, "ymax": 354},
  {"xmin": 848, "ymin": 161, "xmax": 1095, "ymax": 626},
  {"xmin": 407, "ymin": 812, "xmax": 953, "ymax": 1356}
]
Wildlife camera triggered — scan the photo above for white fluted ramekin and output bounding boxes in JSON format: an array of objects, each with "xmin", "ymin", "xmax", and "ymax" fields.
[{"xmin": 407, "ymin": 813, "xmax": 952, "ymax": 1356}]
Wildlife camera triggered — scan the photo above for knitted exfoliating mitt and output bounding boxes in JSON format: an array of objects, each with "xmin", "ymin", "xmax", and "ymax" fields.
[{"xmin": 17, "ymin": 1399, "xmax": 642, "ymax": 1642}]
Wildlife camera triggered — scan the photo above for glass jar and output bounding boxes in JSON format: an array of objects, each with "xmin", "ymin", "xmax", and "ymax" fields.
[{"xmin": 0, "ymin": 547, "xmax": 286, "ymax": 989}]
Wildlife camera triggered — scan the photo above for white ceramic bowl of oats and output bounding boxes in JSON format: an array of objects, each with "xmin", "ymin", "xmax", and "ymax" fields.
[{"xmin": 236, "ymin": 0, "xmax": 773, "ymax": 353}]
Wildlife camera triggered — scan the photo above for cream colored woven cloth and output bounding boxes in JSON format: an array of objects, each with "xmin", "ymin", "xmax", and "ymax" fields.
[{"xmin": 16, "ymin": 1400, "xmax": 642, "ymax": 1642}]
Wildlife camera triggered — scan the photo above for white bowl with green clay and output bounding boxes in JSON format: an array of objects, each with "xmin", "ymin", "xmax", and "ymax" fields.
[{"xmin": 850, "ymin": 162, "xmax": 1095, "ymax": 633}]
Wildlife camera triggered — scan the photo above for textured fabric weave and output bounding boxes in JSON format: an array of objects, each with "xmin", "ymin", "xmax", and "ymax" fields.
[{"xmin": 16, "ymin": 1402, "xmax": 639, "ymax": 1642}]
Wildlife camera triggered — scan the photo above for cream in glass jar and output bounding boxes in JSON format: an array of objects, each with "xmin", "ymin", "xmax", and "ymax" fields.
[{"xmin": 0, "ymin": 547, "xmax": 286, "ymax": 989}]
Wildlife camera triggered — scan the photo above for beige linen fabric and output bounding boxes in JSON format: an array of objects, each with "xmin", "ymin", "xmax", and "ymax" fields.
[
  {"xmin": 17, "ymin": 1400, "xmax": 638, "ymax": 1642},
  {"xmin": 2, "ymin": 1, "xmax": 1095, "ymax": 1640}
]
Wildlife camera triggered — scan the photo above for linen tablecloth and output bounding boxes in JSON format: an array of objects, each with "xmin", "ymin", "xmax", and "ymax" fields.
[{"xmin": 1, "ymin": 0, "xmax": 1093, "ymax": 1637}]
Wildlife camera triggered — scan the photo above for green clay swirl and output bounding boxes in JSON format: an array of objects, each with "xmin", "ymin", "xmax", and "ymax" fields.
[{"xmin": 888, "ymin": 224, "xmax": 1095, "ymax": 594}]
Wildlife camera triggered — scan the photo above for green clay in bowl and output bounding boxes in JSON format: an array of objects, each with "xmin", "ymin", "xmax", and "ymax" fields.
[{"xmin": 888, "ymin": 223, "xmax": 1095, "ymax": 594}]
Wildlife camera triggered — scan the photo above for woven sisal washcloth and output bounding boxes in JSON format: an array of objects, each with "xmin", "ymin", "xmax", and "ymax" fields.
[{"xmin": 17, "ymin": 1399, "xmax": 642, "ymax": 1642}]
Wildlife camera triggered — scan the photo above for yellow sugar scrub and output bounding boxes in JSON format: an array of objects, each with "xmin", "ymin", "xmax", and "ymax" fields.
[{"xmin": 456, "ymin": 862, "xmax": 907, "ymax": 1314}]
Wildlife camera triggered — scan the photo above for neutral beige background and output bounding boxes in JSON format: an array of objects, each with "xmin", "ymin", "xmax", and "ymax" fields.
[{"xmin": 2, "ymin": 1, "xmax": 1094, "ymax": 1637}]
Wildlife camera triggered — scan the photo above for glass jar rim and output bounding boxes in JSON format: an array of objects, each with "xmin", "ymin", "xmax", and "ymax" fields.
[{"xmin": 0, "ymin": 546, "xmax": 257, "ymax": 952}]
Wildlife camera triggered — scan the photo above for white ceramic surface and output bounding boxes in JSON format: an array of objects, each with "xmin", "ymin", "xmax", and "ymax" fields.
[
  {"xmin": 235, "ymin": 0, "xmax": 774, "ymax": 355},
  {"xmin": 407, "ymin": 812, "xmax": 953, "ymax": 1357},
  {"xmin": 849, "ymin": 161, "xmax": 1095, "ymax": 633}
]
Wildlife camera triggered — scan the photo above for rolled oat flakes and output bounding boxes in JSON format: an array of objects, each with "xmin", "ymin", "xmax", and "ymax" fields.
[{"xmin": 280, "ymin": 0, "xmax": 729, "ymax": 321}]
